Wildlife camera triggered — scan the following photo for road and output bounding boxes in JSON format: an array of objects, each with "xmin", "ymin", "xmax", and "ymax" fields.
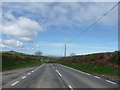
[
  {"xmin": 2, "ymin": 63, "xmax": 119, "ymax": 89},
  {"xmin": 2, "ymin": 66, "xmax": 39, "ymax": 86}
]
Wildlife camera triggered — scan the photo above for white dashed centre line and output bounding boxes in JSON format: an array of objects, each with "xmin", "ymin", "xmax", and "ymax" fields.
[
  {"xmin": 94, "ymin": 76, "xmax": 101, "ymax": 79},
  {"xmin": 106, "ymin": 80, "xmax": 116, "ymax": 84},
  {"xmin": 56, "ymin": 70, "xmax": 62, "ymax": 77},
  {"xmin": 28, "ymin": 73, "xmax": 31, "ymax": 75},
  {"xmin": 22, "ymin": 76, "xmax": 26, "ymax": 79},
  {"xmin": 68, "ymin": 85, "xmax": 72, "ymax": 89},
  {"xmin": 32, "ymin": 71, "xmax": 34, "ymax": 72},
  {"xmin": 11, "ymin": 81, "xmax": 19, "ymax": 86},
  {"xmin": 37, "ymin": 67, "xmax": 39, "ymax": 69},
  {"xmin": 11, "ymin": 64, "xmax": 45, "ymax": 87}
]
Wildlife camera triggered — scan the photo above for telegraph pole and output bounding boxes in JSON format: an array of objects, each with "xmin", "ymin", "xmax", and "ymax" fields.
[{"xmin": 64, "ymin": 44, "xmax": 66, "ymax": 57}]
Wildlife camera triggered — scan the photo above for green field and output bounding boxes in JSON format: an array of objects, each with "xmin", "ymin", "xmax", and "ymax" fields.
[{"xmin": 60, "ymin": 63, "xmax": 119, "ymax": 77}]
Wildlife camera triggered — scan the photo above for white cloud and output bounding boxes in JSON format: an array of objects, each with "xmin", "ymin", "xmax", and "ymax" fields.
[
  {"xmin": 2, "ymin": 0, "xmax": 120, "ymax": 2},
  {"xmin": 1, "ymin": 2, "xmax": 118, "ymax": 55},
  {"xmin": 34, "ymin": 44, "xmax": 40, "ymax": 47},
  {"xmin": 3, "ymin": 12, "xmax": 16, "ymax": 21},
  {"xmin": 2, "ymin": 39, "xmax": 24, "ymax": 48},
  {"xmin": 2, "ymin": 13, "xmax": 43, "ymax": 42},
  {"xmin": 0, "ymin": 44, "xmax": 6, "ymax": 49},
  {"xmin": 31, "ymin": 43, "xmax": 40, "ymax": 48},
  {"xmin": 0, "ymin": 39, "xmax": 39, "ymax": 51},
  {"xmin": 2, "ymin": 2, "xmax": 117, "ymax": 27},
  {"xmin": 19, "ymin": 37, "xmax": 33, "ymax": 42}
]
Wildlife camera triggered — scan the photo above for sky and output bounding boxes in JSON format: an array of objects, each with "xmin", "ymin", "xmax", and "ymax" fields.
[{"xmin": 0, "ymin": 2, "xmax": 118, "ymax": 56}]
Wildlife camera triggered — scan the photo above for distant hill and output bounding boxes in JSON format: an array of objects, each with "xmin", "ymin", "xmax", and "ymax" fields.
[
  {"xmin": 6, "ymin": 50, "xmax": 20, "ymax": 53},
  {"xmin": 3, "ymin": 50, "xmax": 30, "ymax": 55}
]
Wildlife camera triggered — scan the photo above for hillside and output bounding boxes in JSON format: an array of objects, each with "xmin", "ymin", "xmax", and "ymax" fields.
[
  {"xmin": 59, "ymin": 51, "xmax": 119, "ymax": 69},
  {"xmin": 57, "ymin": 51, "xmax": 119, "ymax": 78},
  {"xmin": 1, "ymin": 52, "xmax": 44, "ymax": 71}
]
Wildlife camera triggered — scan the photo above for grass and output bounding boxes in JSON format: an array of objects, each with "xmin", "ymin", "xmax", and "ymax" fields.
[
  {"xmin": 2, "ymin": 61, "xmax": 42, "ymax": 71},
  {"xmin": 1, "ymin": 52, "xmax": 43, "ymax": 71},
  {"xmin": 60, "ymin": 63, "xmax": 119, "ymax": 77}
]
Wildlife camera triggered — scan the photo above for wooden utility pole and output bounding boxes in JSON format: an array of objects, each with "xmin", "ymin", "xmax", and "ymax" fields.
[{"xmin": 64, "ymin": 44, "xmax": 66, "ymax": 57}]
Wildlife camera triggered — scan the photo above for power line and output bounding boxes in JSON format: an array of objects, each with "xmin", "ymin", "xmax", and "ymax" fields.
[
  {"xmin": 68, "ymin": 2, "xmax": 119, "ymax": 43},
  {"xmin": 64, "ymin": 2, "xmax": 119, "ymax": 57}
]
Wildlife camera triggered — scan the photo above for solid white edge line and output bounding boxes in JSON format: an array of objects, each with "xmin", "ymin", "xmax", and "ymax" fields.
[
  {"xmin": 106, "ymin": 80, "xmax": 116, "ymax": 84},
  {"xmin": 22, "ymin": 76, "xmax": 26, "ymax": 79},
  {"xmin": 81, "ymin": 72, "xmax": 91, "ymax": 75},
  {"xmin": 56, "ymin": 70, "xmax": 62, "ymax": 76},
  {"xmin": 11, "ymin": 81, "xmax": 19, "ymax": 86},
  {"xmin": 68, "ymin": 85, "xmax": 72, "ymax": 89},
  {"xmin": 94, "ymin": 76, "xmax": 101, "ymax": 79},
  {"xmin": 60, "ymin": 64, "xmax": 117, "ymax": 85},
  {"xmin": 60, "ymin": 64, "xmax": 91, "ymax": 76}
]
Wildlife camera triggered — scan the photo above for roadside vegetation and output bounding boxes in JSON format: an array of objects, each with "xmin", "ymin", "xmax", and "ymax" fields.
[
  {"xmin": 2, "ymin": 51, "xmax": 119, "ymax": 78},
  {"xmin": 58, "ymin": 51, "xmax": 119, "ymax": 78},
  {"xmin": 2, "ymin": 52, "xmax": 43, "ymax": 71},
  {"xmin": 60, "ymin": 63, "xmax": 119, "ymax": 77}
]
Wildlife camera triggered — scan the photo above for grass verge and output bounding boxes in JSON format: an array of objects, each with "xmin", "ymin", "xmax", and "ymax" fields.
[
  {"xmin": 60, "ymin": 63, "xmax": 119, "ymax": 78},
  {"xmin": 2, "ymin": 62, "xmax": 42, "ymax": 71}
]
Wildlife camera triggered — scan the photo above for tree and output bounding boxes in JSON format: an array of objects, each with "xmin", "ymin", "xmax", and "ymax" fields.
[{"xmin": 35, "ymin": 51, "xmax": 42, "ymax": 56}]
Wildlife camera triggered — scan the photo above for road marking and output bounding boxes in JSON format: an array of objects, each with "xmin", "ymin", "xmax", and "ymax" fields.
[
  {"xmin": 80, "ymin": 71, "xmax": 91, "ymax": 75},
  {"xmin": 31, "ymin": 64, "xmax": 45, "ymax": 73},
  {"xmin": 56, "ymin": 70, "xmax": 62, "ymax": 77},
  {"xmin": 60, "ymin": 64, "xmax": 91, "ymax": 76},
  {"xmin": 53, "ymin": 66, "xmax": 55, "ymax": 68},
  {"xmin": 32, "ymin": 70, "xmax": 34, "ymax": 72},
  {"xmin": 60, "ymin": 64, "xmax": 118, "ymax": 85},
  {"xmin": 68, "ymin": 85, "xmax": 72, "ymax": 89},
  {"xmin": 11, "ymin": 81, "xmax": 19, "ymax": 86},
  {"xmin": 106, "ymin": 80, "xmax": 116, "ymax": 84},
  {"xmin": 11, "ymin": 64, "xmax": 45, "ymax": 87},
  {"xmin": 94, "ymin": 76, "xmax": 101, "ymax": 79},
  {"xmin": 22, "ymin": 76, "xmax": 26, "ymax": 79},
  {"xmin": 39, "ymin": 64, "xmax": 45, "ymax": 68},
  {"xmin": 28, "ymin": 73, "xmax": 31, "ymax": 75}
]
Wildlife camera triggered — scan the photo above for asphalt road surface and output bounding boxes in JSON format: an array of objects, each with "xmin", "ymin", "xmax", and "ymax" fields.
[{"xmin": 2, "ymin": 63, "xmax": 119, "ymax": 89}]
